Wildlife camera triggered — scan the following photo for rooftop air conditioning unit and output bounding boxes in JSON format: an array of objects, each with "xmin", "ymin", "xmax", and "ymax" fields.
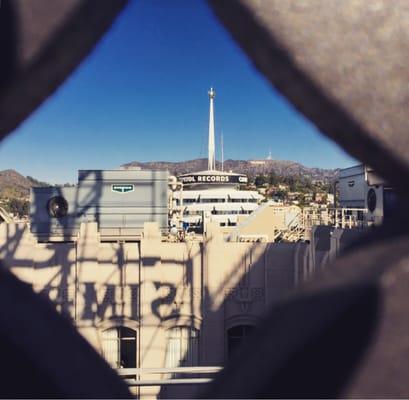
[{"xmin": 30, "ymin": 170, "xmax": 169, "ymax": 239}]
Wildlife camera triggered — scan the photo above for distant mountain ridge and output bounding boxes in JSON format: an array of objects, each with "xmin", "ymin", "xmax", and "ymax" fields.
[
  {"xmin": 0, "ymin": 169, "xmax": 50, "ymax": 198},
  {"xmin": 0, "ymin": 159, "xmax": 338, "ymax": 201},
  {"xmin": 121, "ymin": 158, "xmax": 338, "ymax": 181}
]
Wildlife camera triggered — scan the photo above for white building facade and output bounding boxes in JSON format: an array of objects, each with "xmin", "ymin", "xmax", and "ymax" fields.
[
  {"xmin": 174, "ymin": 88, "xmax": 263, "ymax": 230},
  {"xmin": 174, "ymin": 182, "xmax": 262, "ymax": 228}
]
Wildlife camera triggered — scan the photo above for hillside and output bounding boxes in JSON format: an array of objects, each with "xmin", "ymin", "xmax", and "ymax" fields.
[
  {"xmin": 0, "ymin": 163, "xmax": 337, "ymax": 218},
  {"xmin": 0, "ymin": 170, "xmax": 51, "ymax": 217},
  {"xmin": 0, "ymin": 169, "xmax": 50, "ymax": 199},
  {"xmin": 0, "ymin": 169, "xmax": 51, "ymax": 200},
  {"xmin": 121, "ymin": 158, "xmax": 338, "ymax": 181}
]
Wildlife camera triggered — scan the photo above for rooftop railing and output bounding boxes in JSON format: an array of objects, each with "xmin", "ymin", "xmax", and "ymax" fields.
[
  {"xmin": 302, "ymin": 207, "xmax": 368, "ymax": 230},
  {"xmin": 116, "ymin": 366, "xmax": 222, "ymax": 387}
]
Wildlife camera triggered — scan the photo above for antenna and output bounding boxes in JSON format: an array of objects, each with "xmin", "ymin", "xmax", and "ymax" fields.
[
  {"xmin": 208, "ymin": 87, "xmax": 216, "ymax": 171},
  {"xmin": 221, "ymin": 131, "xmax": 224, "ymax": 172}
]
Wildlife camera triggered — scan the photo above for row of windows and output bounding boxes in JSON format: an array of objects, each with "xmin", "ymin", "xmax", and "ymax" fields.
[
  {"xmin": 101, "ymin": 325, "xmax": 254, "ymax": 369},
  {"xmin": 183, "ymin": 210, "xmax": 253, "ymax": 216},
  {"xmin": 229, "ymin": 199, "xmax": 258, "ymax": 203},
  {"xmin": 177, "ymin": 198, "xmax": 258, "ymax": 205},
  {"xmin": 211, "ymin": 210, "xmax": 253, "ymax": 215}
]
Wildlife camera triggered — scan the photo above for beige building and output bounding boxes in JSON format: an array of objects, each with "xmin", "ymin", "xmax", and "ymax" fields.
[{"xmin": 0, "ymin": 218, "xmax": 357, "ymax": 398}]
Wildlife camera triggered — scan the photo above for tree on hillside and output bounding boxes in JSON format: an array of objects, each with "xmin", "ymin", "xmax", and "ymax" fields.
[
  {"xmin": 255, "ymin": 175, "xmax": 267, "ymax": 187},
  {"xmin": 268, "ymin": 171, "xmax": 279, "ymax": 185},
  {"xmin": 274, "ymin": 189, "xmax": 288, "ymax": 200},
  {"xmin": 6, "ymin": 198, "xmax": 29, "ymax": 217},
  {"xmin": 26, "ymin": 176, "xmax": 51, "ymax": 187}
]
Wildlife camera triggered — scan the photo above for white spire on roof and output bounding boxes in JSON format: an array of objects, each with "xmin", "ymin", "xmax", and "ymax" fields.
[{"xmin": 208, "ymin": 87, "xmax": 216, "ymax": 171}]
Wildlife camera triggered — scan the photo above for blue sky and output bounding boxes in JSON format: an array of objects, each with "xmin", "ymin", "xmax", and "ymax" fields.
[{"xmin": 0, "ymin": 0, "xmax": 355, "ymax": 184}]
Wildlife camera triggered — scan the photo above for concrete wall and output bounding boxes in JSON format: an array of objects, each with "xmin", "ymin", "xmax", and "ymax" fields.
[
  {"xmin": 309, "ymin": 225, "xmax": 333, "ymax": 271},
  {"xmin": 0, "ymin": 221, "xmax": 313, "ymax": 398},
  {"xmin": 229, "ymin": 204, "xmax": 301, "ymax": 242},
  {"xmin": 329, "ymin": 228, "xmax": 367, "ymax": 262},
  {"xmin": 309, "ymin": 225, "xmax": 367, "ymax": 271}
]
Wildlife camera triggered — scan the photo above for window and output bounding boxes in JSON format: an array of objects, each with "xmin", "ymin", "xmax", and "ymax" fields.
[
  {"xmin": 101, "ymin": 327, "xmax": 136, "ymax": 369},
  {"xmin": 184, "ymin": 210, "xmax": 202, "ymax": 216},
  {"xmin": 183, "ymin": 198, "xmax": 197, "ymax": 204},
  {"xmin": 165, "ymin": 327, "xmax": 199, "ymax": 368},
  {"xmin": 199, "ymin": 198, "xmax": 225, "ymax": 203},
  {"xmin": 227, "ymin": 325, "xmax": 254, "ymax": 359}
]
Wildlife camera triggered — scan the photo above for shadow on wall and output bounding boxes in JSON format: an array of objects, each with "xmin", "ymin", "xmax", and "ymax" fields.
[
  {"xmin": 158, "ymin": 229, "xmax": 312, "ymax": 399},
  {"xmin": 0, "ymin": 0, "xmax": 407, "ymax": 396},
  {"xmin": 0, "ymin": 209, "xmax": 315, "ymax": 399},
  {"xmin": 0, "ymin": 161, "xmax": 364, "ymax": 398}
]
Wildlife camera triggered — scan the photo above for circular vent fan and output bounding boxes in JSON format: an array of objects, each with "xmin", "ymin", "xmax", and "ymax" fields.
[
  {"xmin": 47, "ymin": 196, "xmax": 68, "ymax": 218},
  {"xmin": 367, "ymin": 188, "xmax": 377, "ymax": 212}
]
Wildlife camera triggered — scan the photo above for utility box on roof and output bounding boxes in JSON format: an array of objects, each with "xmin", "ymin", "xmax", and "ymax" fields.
[
  {"xmin": 30, "ymin": 170, "xmax": 169, "ymax": 240},
  {"xmin": 338, "ymin": 165, "xmax": 368, "ymax": 209},
  {"xmin": 338, "ymin": 165, "xmax": 398, "ymax": 225}
]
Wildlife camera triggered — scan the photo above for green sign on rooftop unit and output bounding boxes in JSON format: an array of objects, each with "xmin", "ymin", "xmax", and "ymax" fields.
[{"xmin": 111, "ymin": 184, "xmax": 134, "ymax": 194}]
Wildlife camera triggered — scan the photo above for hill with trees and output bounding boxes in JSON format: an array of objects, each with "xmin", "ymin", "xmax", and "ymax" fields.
[
  {"xmin": 122, "ymin": 158, "xmax": 338, "ymax": 182},
  {"xmin": 0, "ymin": 170, "xmax": 50, "ymax": 218}
]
